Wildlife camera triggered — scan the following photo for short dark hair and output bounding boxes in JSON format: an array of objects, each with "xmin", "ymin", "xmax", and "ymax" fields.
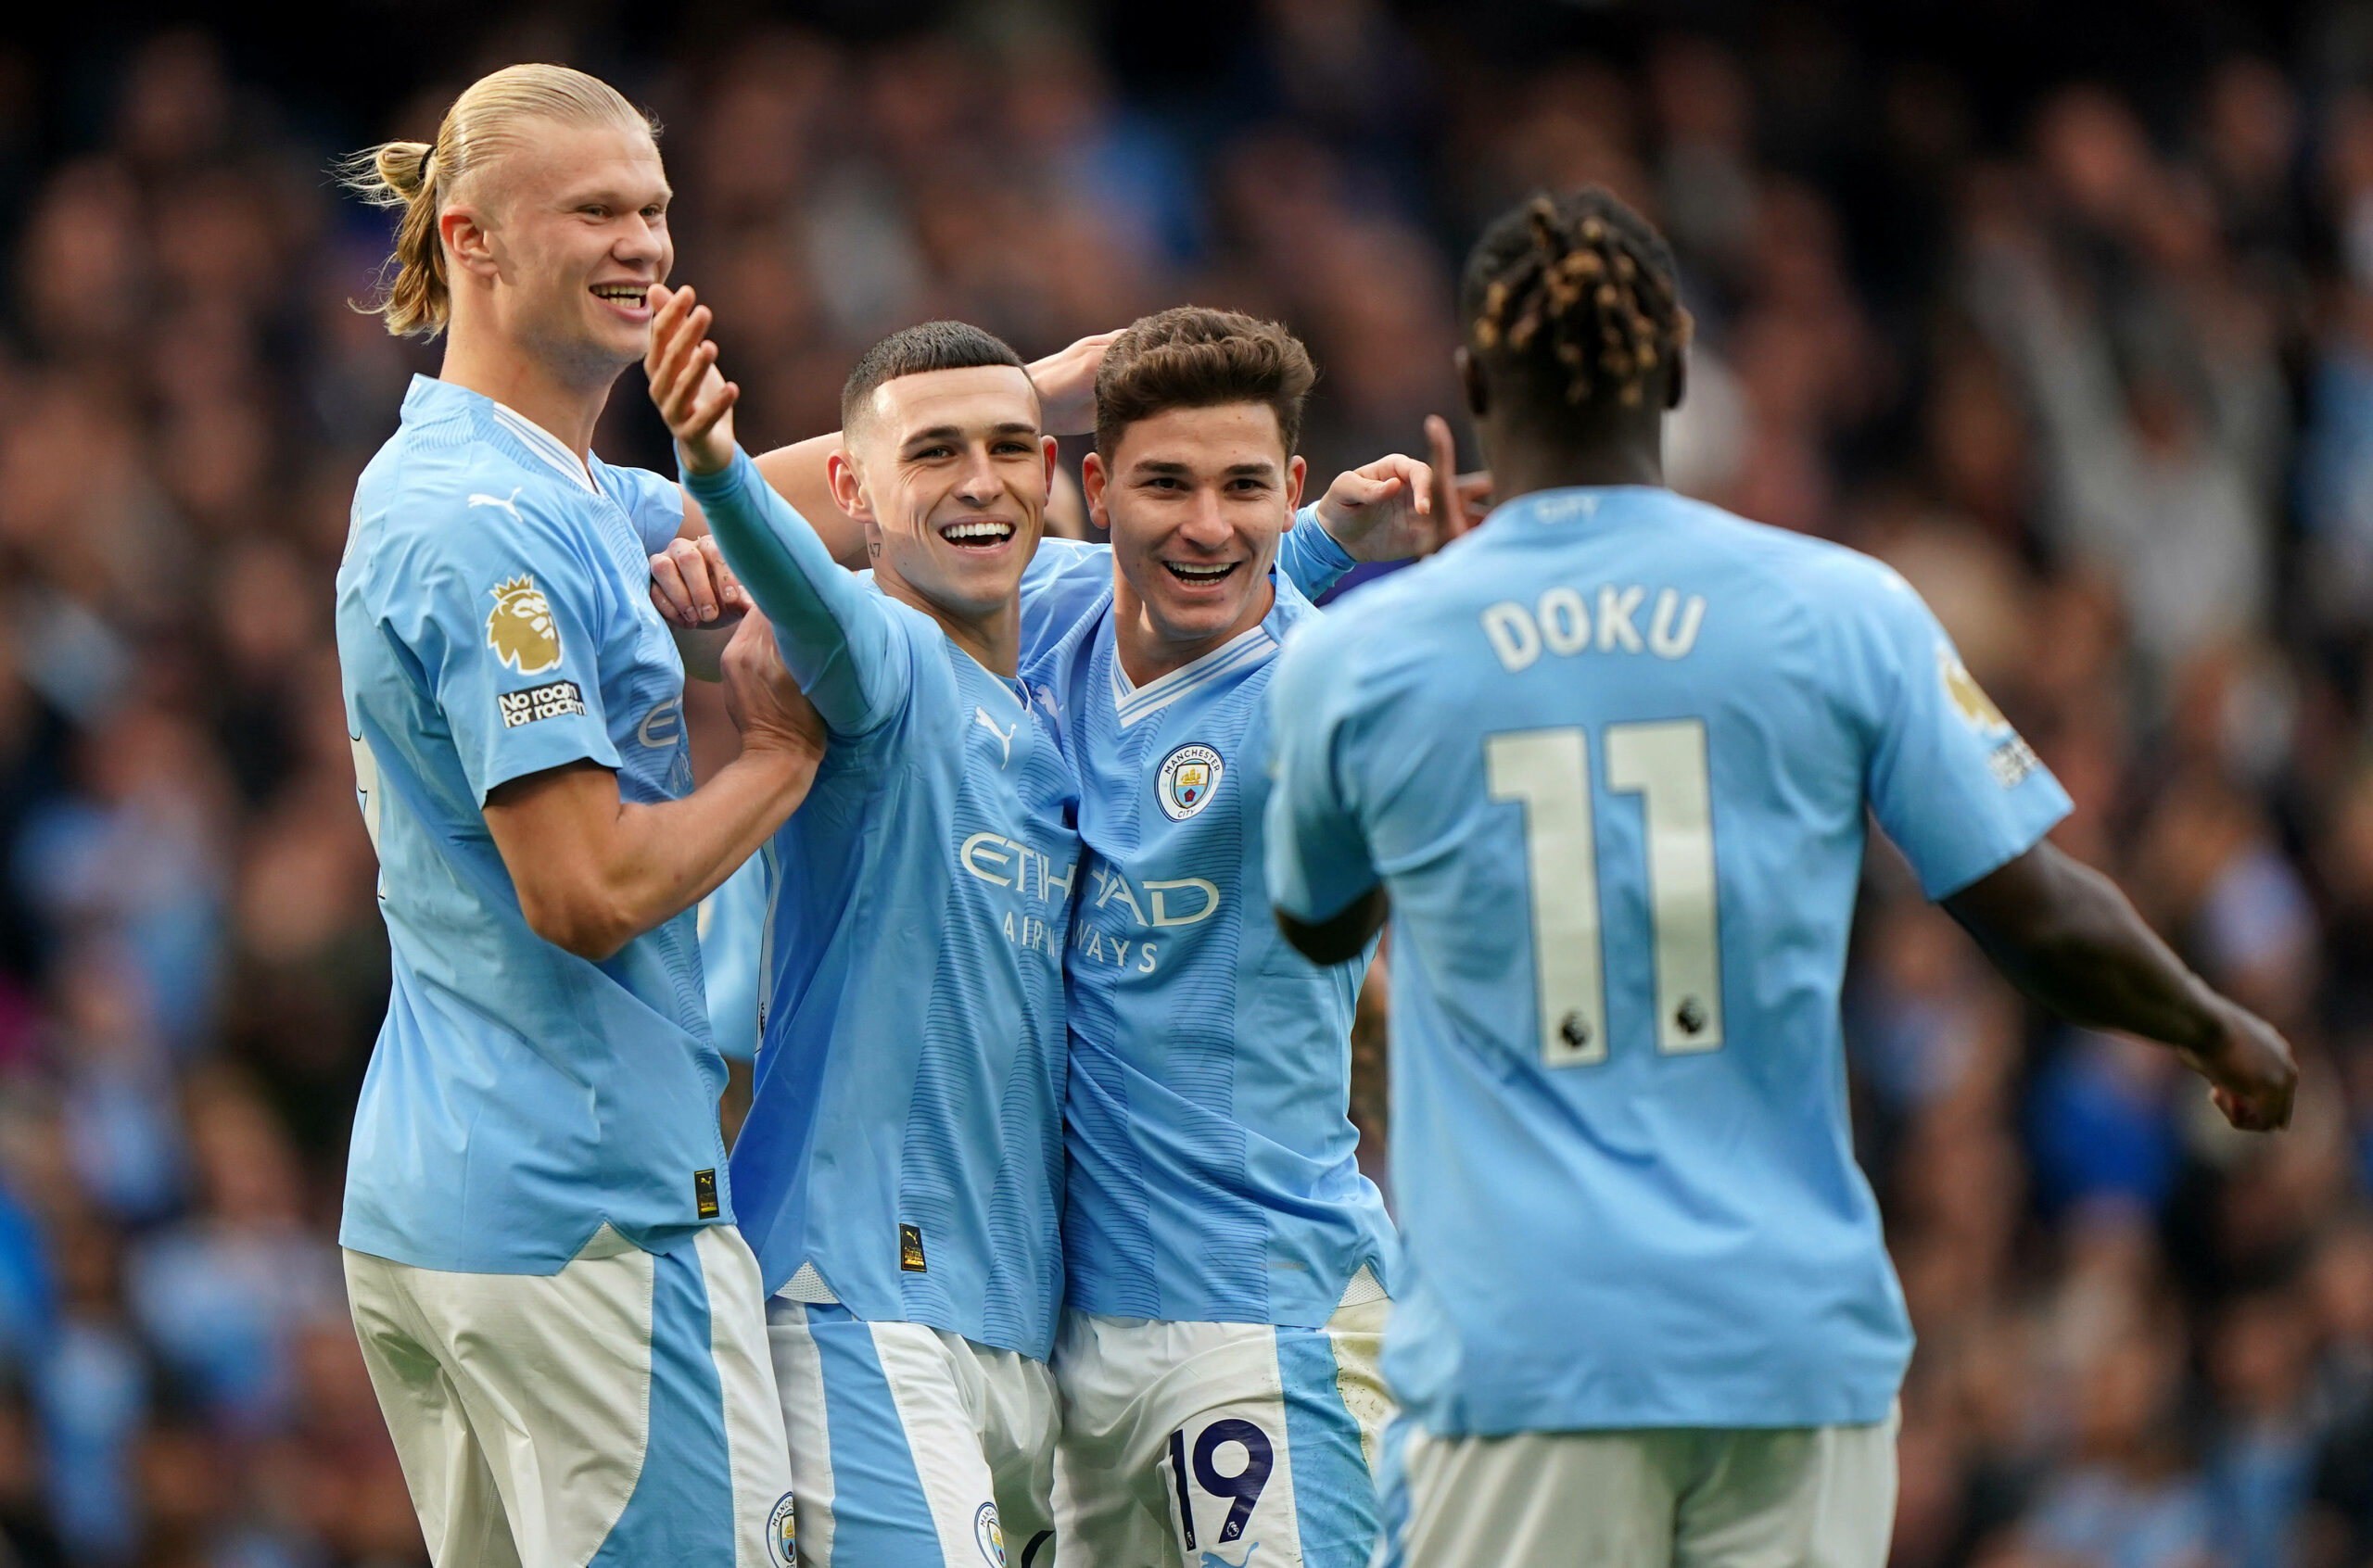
[
  {"xmin": 1094, "ymin": 306, "xmax": 1316, "ymax": 460},
  {"xmin": 1460, "ymin": 185, "xmax": 1692, "ymax": 417},
  {"xmin": 841, "ymin": 320, "xmax": 1031, "ymax": 431}
]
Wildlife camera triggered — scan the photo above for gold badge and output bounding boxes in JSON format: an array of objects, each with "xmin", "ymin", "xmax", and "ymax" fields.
[
  {"xmin": 1938, "ymin": 646, "xmax": 2007, "ymax": 732},
  {"xmin": 487, "ymin": 575, "xmax": 563, "ymax": 675}
]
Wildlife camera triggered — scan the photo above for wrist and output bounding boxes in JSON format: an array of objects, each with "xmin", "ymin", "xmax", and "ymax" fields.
[
  {"xmin": 737, "ymin": 723, "xmax": 818, "ymax": 765},
  {"xmin": 2185, "ymin": 991, "xmax": 2242, "ymax": 1060},
  {"xmin": 679, "ymin": 437, "xmax": 734, "ymax": 479}
]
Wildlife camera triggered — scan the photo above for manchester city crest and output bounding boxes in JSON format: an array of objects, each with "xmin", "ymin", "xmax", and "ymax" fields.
[
  {"xmin": 1156, "ymin": 743, "xmax": 1225, "ymax": 821},
  {"xmin": 768, "ymin": 1490, "xmax": 798, "ymax": 1566},
  {"xmin": 974, "ymin": 1502, "xmax": 1006, "ymax": 1566}
]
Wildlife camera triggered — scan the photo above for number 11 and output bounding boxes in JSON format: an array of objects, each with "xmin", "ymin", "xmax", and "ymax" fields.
[{"xmin": 1486, "ymin": 720, "xmax": 1724, "ymax": 1068}]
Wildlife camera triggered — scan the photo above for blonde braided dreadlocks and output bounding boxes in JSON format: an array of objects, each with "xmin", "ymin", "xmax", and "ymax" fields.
[{"xmin": 1462, "ymin": 185, "xmax": 1693, "ymax": 411}]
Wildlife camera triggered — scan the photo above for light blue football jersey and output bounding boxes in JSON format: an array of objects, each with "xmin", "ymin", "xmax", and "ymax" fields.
[
  {"xmin": 698, "ymin": 855, "xmax": 768, "ymax": 1062},
  {"xmin": 690, "ymin": 450, "xmax": 1082, "ymax": 1359},
  {"xmin": 1019, "ymin": 523, "xmax": 1399, "ymax": 1328},
  {"xmin": 336, "ymin": 376, "xmax": 722, "ymax": 1275},
  {"xmin": 1265, "ymin": 485, "xmax": 2072, "ymax": 1435}
]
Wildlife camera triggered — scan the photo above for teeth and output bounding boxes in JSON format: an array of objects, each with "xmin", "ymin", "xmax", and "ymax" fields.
[
  {"xmin": 1169, "ymin": 562, "xmax": 1232, "ymax": 579},
  {"xmin": 594, "ymin": 286, "xmax": 646, "ymax": 301},
  {"xmin": 942, "ymin": 522, "xmax": 1015, "ymax": 542}
]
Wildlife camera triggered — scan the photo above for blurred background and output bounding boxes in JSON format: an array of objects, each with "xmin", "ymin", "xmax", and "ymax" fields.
[{"xmin": 0, "ymin": 0, "xmax": 2359, "ymax": 1562}]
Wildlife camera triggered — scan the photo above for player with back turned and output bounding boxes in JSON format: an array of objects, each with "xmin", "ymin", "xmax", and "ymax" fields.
[{"xmin": 1263, "ymin": 185, "xmax": 2299, "ymax": 1568}]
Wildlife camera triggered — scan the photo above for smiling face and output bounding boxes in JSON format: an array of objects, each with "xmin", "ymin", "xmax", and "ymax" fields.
[
  {"xmin": 1088, "ymin": 402, "xmax": 1306, "ymax": 672},
  {"xmin": 459, "ymin": 118, "xmax": 672, "ymax": 384},
  {"xmin": 834, "ymin": 364, "xmax": 1055, "ymax": 626}
]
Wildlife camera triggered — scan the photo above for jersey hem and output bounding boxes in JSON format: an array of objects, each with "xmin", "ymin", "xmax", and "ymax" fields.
[{"xmin": 336, "ymin": 1213, "xmax": 725, "ymax": 1276}]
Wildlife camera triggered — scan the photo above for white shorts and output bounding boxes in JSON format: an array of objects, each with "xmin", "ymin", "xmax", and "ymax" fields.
[
  {"xmin": 768, "ymin": 1297, "xmax": 1060, "ymax": 1568},
  {"xmin": 345, "ymin": 1224, "xmax": 795, "ymax": 1568},
  {"xmin": 1052, "ymin": 1280, "xmax": 1393, "ymax": 1568},
  {"xmin": 1376, "ymin": 1405, "xmax": 1901, "ymax": 1568}
]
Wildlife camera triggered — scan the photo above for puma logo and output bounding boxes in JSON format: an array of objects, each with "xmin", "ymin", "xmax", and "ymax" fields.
[
  {"xmin": 468, "ymin": 487, "xmax": 525, "ymax": 520},
  {"xmin": 974, "ymin": 706, "xmax": 1016, "ymax": 767}
]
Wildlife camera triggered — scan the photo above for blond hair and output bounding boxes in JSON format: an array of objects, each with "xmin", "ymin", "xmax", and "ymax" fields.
[{"xmin": 342, "ymin": 64, "xmax": 656, "ymax": 338}]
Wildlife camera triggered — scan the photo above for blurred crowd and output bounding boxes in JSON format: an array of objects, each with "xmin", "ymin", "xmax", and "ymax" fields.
[{"xmin": 0, "ymin": 3, "xmax": 2357, "ymax": 1564}]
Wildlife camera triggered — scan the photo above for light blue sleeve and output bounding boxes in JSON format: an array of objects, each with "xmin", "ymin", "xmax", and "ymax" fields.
[
  {"xmin": 1854, "ymin": 567, "xmax": 2073, "ymax": 899},
  {"xmin": 1274, "ymin": 504, "xmax": 1356, "ymax": 602},
  {"xmin": 1019, "ymin": 537, "xmax": 1118, "ymax": 661},
  {"xmin": 683, "ymin": 448, "xmax": 911, "ymax": 738},
  {"xmin": 1263, "ymin": 618, "xmax": 1381, "ymax": 922},
  {"xmin": 398, "ymin": 492, "xmax": 620, "ymax": 803},
  {"xmin": 697, "ymin": 855, "xmax": 768, "ymax": 1061},
  {"xmin": 608, "ymin": 465, "xmax": 688, "ymax": 555}
]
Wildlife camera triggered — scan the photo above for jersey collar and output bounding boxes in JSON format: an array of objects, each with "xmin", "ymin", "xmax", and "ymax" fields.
[
  {"xmin": 1109, "ymin": 617, "xmax": 1279, "ymax": 729},
  {"xmin": 1490, "ymin": 485, "xmax": 1669, "ymax": 528},
  {"xmin": 400, "ymin": 375, "xmax": 599, "ymax": 494},
  {"xmin": 488, "ymin": 403, "xmax": 598, "ymax": 494}
]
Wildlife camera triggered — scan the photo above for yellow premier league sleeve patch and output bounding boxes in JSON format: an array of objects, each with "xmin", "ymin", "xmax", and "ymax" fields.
[{"xmin": 487, "ymin": 575, "xmax": 564, "ymax": 675}]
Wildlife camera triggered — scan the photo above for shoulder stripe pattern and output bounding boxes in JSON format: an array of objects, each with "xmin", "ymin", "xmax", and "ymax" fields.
[
  {"xmin": 1110, "ymin": 620, "xmax": 1278, "ymax": 729},
  {"xmin": 489, "ymin": 404, "xmax": 598, "ymax": 494}
]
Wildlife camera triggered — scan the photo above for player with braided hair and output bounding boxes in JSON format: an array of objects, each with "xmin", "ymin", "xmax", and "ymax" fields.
[
  {"xmin": 1264, "ymin": 183, "xmax": 2295, "ymax": 1567},
  {"xmin": 1466, "ymin": 189, "xmax": 1693, "ymax": 412}
]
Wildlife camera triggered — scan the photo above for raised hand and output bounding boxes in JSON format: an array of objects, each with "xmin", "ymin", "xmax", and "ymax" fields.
[
  {"xmin": 650, "ymin": 534, "xmax": 753, "ymax": 629},
  {"xmin": 645, "ymin": 284, "xmax": 740, "ymax": 476},
  {"xmin": 1313, "ymin": 450, "xmax": 1439, "ymax": 563},
  {"xmin": 1426, "ymin": 413, "xmax": 1492, "ymax": 541},
  {"xmin": 1027, "ymin": 331, "xmax": 1121, "ymax": 437}
]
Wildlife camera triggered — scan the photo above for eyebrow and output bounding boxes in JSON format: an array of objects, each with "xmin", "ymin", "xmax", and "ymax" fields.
[
  {"xmin": 902, "ymin": 422, "xmax": 1041, "ymax": 447},
  {"xmin": 561, "ymin": 183, "xmax": 672, "ymax": 207},
  {"xmin": 1131, "ymin": 460, "xmax": 1280, "ymax": 478}
]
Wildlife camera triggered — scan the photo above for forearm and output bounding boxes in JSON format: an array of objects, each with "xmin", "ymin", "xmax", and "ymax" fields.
[
  {"xmin": 684, "ymin": 449, "xmax": 894, "ymax": 730},
  {"xmin": 1944, "ymin": 844, "xmax": 2225, "ymax": 1052},
  {"xmin": 505, "ymin": 746, "xmax": 816, "ymax": 962},
  {"xmin": 1275, "ymin": 886, "xmax": 1390, "ymax": 967}
]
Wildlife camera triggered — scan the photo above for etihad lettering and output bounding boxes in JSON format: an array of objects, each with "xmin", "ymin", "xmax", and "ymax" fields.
[
  {"xmin": 1144, "ymin": 878, "xmax": 1219, "ymax": 927},
  {"xmin": 1482, "ymin": 585, "xmax": 1707, "ymax": 671},
  {"xmin": 958, "ymin": 830, "xmax": 1077, "ymax": 904},
  {"xmin": 1085, "ymin": 866, "xmax": 1219, "ymax": 930}
]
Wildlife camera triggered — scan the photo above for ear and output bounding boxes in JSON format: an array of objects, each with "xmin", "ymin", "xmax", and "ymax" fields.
[
  {"xmin": 441, "ymin": 204, "xmax": 499, "ymax": 282},
  {"xmin": 1455, "ymin": 346, "xmax": 1489, "ymax": 421},
  {"xmin": 1040, "ymin": 434, "xmax": 1060, "ymax": 503},
  {"xmin": 1284, "ymin": 453, "xmax": 1307, "ymax": 512},
  {"xmin": 1081, "ymin": 450, "xmax": 1111, "ymax": 530},
  {"xmin": 1666, "ymin": 346, "xmax": 1687, "ymax": 412},
  {"xmin": 826, "ymin": 448, "xmax": 875, "ymax": 525}
]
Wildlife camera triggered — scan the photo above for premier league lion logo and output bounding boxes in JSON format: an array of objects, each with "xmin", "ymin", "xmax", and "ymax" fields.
[
  {"xmin": 487, "ymin": 575, "xmax": 564, "ymax": 675},
  {"xmin": 1936, "ymin": 646, "xmax": 2008, "ymax": 733}
]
